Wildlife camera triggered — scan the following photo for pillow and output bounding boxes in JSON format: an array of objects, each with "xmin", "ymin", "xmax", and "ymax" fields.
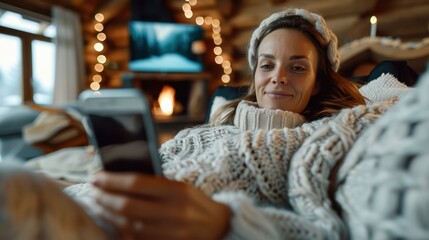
[
  {"xmin": 358, "ymin": 73, "xmax": 411, "ymax": 104},
  {"xmin": 205, "ymin": 86, "xmax": 248, "ymax": 122}
]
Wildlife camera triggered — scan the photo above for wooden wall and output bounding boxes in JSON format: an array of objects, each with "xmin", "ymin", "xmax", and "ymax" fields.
[{"xmin": 163, "ymin": 0, "xmax": 429, "ymax": 88}]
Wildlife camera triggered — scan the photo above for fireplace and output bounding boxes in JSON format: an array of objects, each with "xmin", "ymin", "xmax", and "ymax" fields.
[
  {"xmin": 146, "ymin": 81, "xmax": 192, "ymax": 118},
  {"xmin": 121, "ymin": 72, "xmax": 211, "ymax": 142}
]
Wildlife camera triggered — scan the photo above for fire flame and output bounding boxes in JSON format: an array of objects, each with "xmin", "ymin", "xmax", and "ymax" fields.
[{"xmin": 158, "ymin": 85, "xmax": 175, "ymax": 116}]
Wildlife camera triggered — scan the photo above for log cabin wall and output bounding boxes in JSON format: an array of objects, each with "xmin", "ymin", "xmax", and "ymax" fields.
[
  {"xmin": 2, "ymin": 0, "xmax": 429, "ymax": 91},
  {"xmin": 165, "ymin": 0, "xmax": 429, "ymax": 88}
]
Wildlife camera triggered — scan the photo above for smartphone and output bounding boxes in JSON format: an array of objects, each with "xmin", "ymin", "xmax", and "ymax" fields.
[{"xmin": 79, "ymin": 89, "xmax": 163, "ymax": 176}]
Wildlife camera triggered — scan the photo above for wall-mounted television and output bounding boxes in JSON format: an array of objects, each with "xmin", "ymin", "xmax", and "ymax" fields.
[{"xmin": 128, "ymin": 21, "xmax": 205, "ymax": 73}]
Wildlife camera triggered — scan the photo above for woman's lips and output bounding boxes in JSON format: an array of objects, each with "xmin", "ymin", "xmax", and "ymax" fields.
[{"xmin": 264, "ymin": 90, "xmax": 292, "ymax": 98}]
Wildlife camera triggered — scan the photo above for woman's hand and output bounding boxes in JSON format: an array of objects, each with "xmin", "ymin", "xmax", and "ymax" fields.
[{"xmin": 91, "ymin": 171, "xmax": 232, "ymax": 240}]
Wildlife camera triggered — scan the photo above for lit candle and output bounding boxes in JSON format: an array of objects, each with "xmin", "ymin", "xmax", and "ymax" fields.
[{"xmin": 370, "ymin": 16, "xmax": 377, "ymax": 37}]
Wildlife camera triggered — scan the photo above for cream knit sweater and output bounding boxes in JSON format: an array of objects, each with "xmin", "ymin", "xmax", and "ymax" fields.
[{"xmin": 159, "ymin": 73, "xmax": 410, "ymax": 239}]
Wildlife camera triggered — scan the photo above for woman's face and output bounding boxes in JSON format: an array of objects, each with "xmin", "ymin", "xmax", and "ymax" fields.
[{"xmin": 254, "ymin": 28, "xmax": 319, "ymax": 113}]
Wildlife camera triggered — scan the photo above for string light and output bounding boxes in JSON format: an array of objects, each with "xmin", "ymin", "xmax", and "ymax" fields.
[
  {"xmin": 97, "ymin": 55, "xmax": 107, "ymax": 64},
  {"xmin": 90, "ymin": 13, "xmax": 107, "ymax": 91},
  {"xmin": 95, "ymin": 13, "xmax": 104, "ymax": 22},
  {"xmin": 97, "ymin": 33, "xmax": 106, "ymax": 41},
  {"xmin": 93, "ymin": 42, "xmax": 104, "ymax": 52},
  {"xmin": 94, "ymin": 23, "xmax": 104, "ymax": 32},
  {"xmin": 90, "ymin": 82, "xmax": 101, "ymax": 91},
  {"xmin": 182, "ymin": 1, "xmax": 232, "ymax": 85},
  {"xmin": 213, "ymin": 46, "xmax": 222, "ymax": 55},
  {"xmin": 92, "ymin": 74, "xmax": 102, "ymax": 82},
  {"xmin": 94, "ymin": 63, "xmax": 104, "ymax": 72}
]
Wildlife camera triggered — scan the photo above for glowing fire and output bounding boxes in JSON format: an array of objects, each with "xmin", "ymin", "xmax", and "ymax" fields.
[{"xmin": 158, "ymin": 85, "xmax": 175, "ymax": 116}]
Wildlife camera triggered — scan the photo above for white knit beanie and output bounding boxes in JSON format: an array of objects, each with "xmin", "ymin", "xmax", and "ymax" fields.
[{"xmin": 248, "ymin": 8, "xmax": 340, "ymax": 72}]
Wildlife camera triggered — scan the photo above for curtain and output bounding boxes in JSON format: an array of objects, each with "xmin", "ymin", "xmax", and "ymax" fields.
[{"xmin": 52, "ymin": 6, "xmax": 85, "ymax": 104}]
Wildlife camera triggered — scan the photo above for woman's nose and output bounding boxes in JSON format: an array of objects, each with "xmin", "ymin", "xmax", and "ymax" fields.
[{"xmin": 271, "ymin": 75, "xmax": 287, "ymax": 85}]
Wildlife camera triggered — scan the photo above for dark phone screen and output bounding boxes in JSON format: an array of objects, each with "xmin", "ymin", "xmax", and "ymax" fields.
[{"xmin": 88, "ymin": 113, "xmax": 155, "ymax": 174}]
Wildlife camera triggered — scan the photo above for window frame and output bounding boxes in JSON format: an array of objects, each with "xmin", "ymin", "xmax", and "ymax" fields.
[{"xmin": 0, "ymin": 15, "xmax": 53, "ymax": 104}]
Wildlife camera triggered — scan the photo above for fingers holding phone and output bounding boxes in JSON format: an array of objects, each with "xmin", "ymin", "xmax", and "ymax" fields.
[{"xmin": 91, "ymin": 172, "xmax": 232, "ymax": 240}]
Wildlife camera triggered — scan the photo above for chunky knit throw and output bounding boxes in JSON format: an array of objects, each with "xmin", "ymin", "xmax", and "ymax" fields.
[{"xmin": 335, "ymin": 70, "xmax": 429, "ymax": 239}]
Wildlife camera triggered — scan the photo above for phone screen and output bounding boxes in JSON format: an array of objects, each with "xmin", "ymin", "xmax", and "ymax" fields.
[{"xmin": 88, "ymin": 113, "xmax": 156, "ymax": 174}]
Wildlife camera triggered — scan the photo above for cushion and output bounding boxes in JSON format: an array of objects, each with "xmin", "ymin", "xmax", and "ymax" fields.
[{"xmin": 205, "ymin": 86, "xmax": 248, "ymax": 122}]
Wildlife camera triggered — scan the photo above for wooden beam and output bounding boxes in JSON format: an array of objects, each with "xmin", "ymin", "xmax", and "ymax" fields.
[
  {"xmin": 229, "ymin": 0, "xmax": 378, "ymax": 30},
  {"xmin": 269, "ymin": 0, "xmax": 288, "ymax": 5}
]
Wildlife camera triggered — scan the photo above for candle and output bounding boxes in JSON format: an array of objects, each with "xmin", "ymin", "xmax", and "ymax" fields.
[{"xmin": 370, "ymin": 16, "xmax": 377, "ymax": 37}]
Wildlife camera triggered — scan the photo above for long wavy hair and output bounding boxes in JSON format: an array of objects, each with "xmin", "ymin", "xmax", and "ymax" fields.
[{"xmin": 210, "ymin": 15, "xmax": 365, "ymax": 126}]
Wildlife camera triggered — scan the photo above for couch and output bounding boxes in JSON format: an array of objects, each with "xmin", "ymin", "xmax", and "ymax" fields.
[{"xmin": 0, "ymin": 106, "xmax": 42, "ymax": 162}]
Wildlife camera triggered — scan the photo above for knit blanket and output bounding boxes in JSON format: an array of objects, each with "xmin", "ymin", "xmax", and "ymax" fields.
[{"xmin": 335, "ymin": 70, "xmax": 429, "ymax": 239}]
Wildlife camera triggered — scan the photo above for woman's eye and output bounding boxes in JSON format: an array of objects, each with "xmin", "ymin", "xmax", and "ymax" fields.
[
  {"xmin": 291, "ymin": 65, "xmax": 305, "ymax": 72},
  {"xmin": 260, "ymin": 64, "xmax": 273, "ymax": 70}
]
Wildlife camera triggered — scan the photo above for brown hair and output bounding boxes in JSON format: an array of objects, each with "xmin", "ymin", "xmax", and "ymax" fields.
[{"xmin": 210, "ymin": 15, "xmax": 365, "ymax": 125}]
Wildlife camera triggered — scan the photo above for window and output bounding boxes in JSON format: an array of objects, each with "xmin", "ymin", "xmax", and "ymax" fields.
[
  {"xmin": 0, "ymin": 6, "xmax": 56, "ymax": 106},
  {"xmin": 0, "ymin": 33, "xmax": 22, "ymax": 105}
]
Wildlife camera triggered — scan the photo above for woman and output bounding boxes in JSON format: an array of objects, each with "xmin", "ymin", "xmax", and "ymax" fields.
[
  {"xmin": 1, "ymin": 8, "xmax": 409, "ymax": 240},
  {"xmin": 88, "ymin": 8, "xmax": 408, "ymax": 240}
]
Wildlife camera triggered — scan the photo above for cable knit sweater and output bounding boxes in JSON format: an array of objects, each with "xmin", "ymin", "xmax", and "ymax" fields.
[{"xmin": 159, "ymin": 73, "xmax": 411, "ymax": 239}]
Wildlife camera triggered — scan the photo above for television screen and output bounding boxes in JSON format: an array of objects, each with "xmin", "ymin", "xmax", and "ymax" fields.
[{"xmin": 128, "ymin": 21, "xmax": 205, "ymax": 73}]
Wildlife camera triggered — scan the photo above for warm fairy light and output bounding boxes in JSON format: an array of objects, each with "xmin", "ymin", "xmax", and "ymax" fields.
[
  {"xmin": 204, "ymin": 16, "xmax": 213, "ymax": 25},
  {"xmin": 94, "ymin": 42, "xmax": 104, "ymax": 52},
  {"xmin": 97, "ymin": 55, "xmax": 107, "ymax": 63},
  {"xmin": 182, "ymin": 0, "xmax": 232, "ymax": 84},
  {"xmin": 213, "ymin": 26, "xmax": 221, "ymax": 33},
  {"xmin": 185, "ymin": 10, "xmax": 193, "ymax": 18},
  {"xmin": 94, "ymin": 23, "xmax": 104, "ymax": 32},
  {"xmin": 95, "ymin": 13, "xmax": 104, "ymax": 22},
  {"xmin": 212, "ymin": 32, "xmax": 221, "ymax": 39},
  {"xmin": 195, "ymin": 16, "xmax": 204, "ymax": 25},
  {"xmin": 224, "ymin": 67, "xmax": 232, "ymax": 74},
  {"xmin": 213, "ymin": 46, "xmax": 222, "ymax": 55},
  {"xmin": 221, "ymin": 74, "xmax": 230, "ymax": 83},
  {"xmin": 97, "ymin": 33, "xmax": 106, "ymax": 41},
  {"xmin": 212, "ymin": 19, "xmax": 220, "ymax": 27},
  {"xmin": 222, "ymin": 60, "xmax": 231, "ymax": 69},
  {"xmin": 94, "ymin": 63, "xmax": 104, "ymax": 72},
  {"xmin": 90, "ymin": 82, "xmax": 100, "ymax": 90},
  {"xmin": 93, "ymin": 74, "xmax": 102, "ymax": 82},
  {"xmin": 214, "ymin": 38, "xmax": 222, "ymax": 45},
  {"xmin": 182, "ymin": 3, "xmax": 191, "ymax": 11},
  {"xmin": 215, "ymin": 55, "xmax": 224, "ymax": 64}
]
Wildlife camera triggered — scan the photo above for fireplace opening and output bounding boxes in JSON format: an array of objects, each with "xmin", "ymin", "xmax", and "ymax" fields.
[{"xmin": 138, "ymin": 81, "xmax": 193, "ymax": 118}]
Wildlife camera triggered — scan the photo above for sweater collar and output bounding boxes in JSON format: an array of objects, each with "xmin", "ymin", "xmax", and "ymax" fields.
[{"xmin": 233, "ymin": 100, "xmax": 306, "ymax": 131}]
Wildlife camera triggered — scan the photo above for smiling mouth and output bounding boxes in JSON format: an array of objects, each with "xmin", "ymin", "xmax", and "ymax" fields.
[{"xmin": 264, "ymin": 91, "xmax": 292, "ymax": 98}]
